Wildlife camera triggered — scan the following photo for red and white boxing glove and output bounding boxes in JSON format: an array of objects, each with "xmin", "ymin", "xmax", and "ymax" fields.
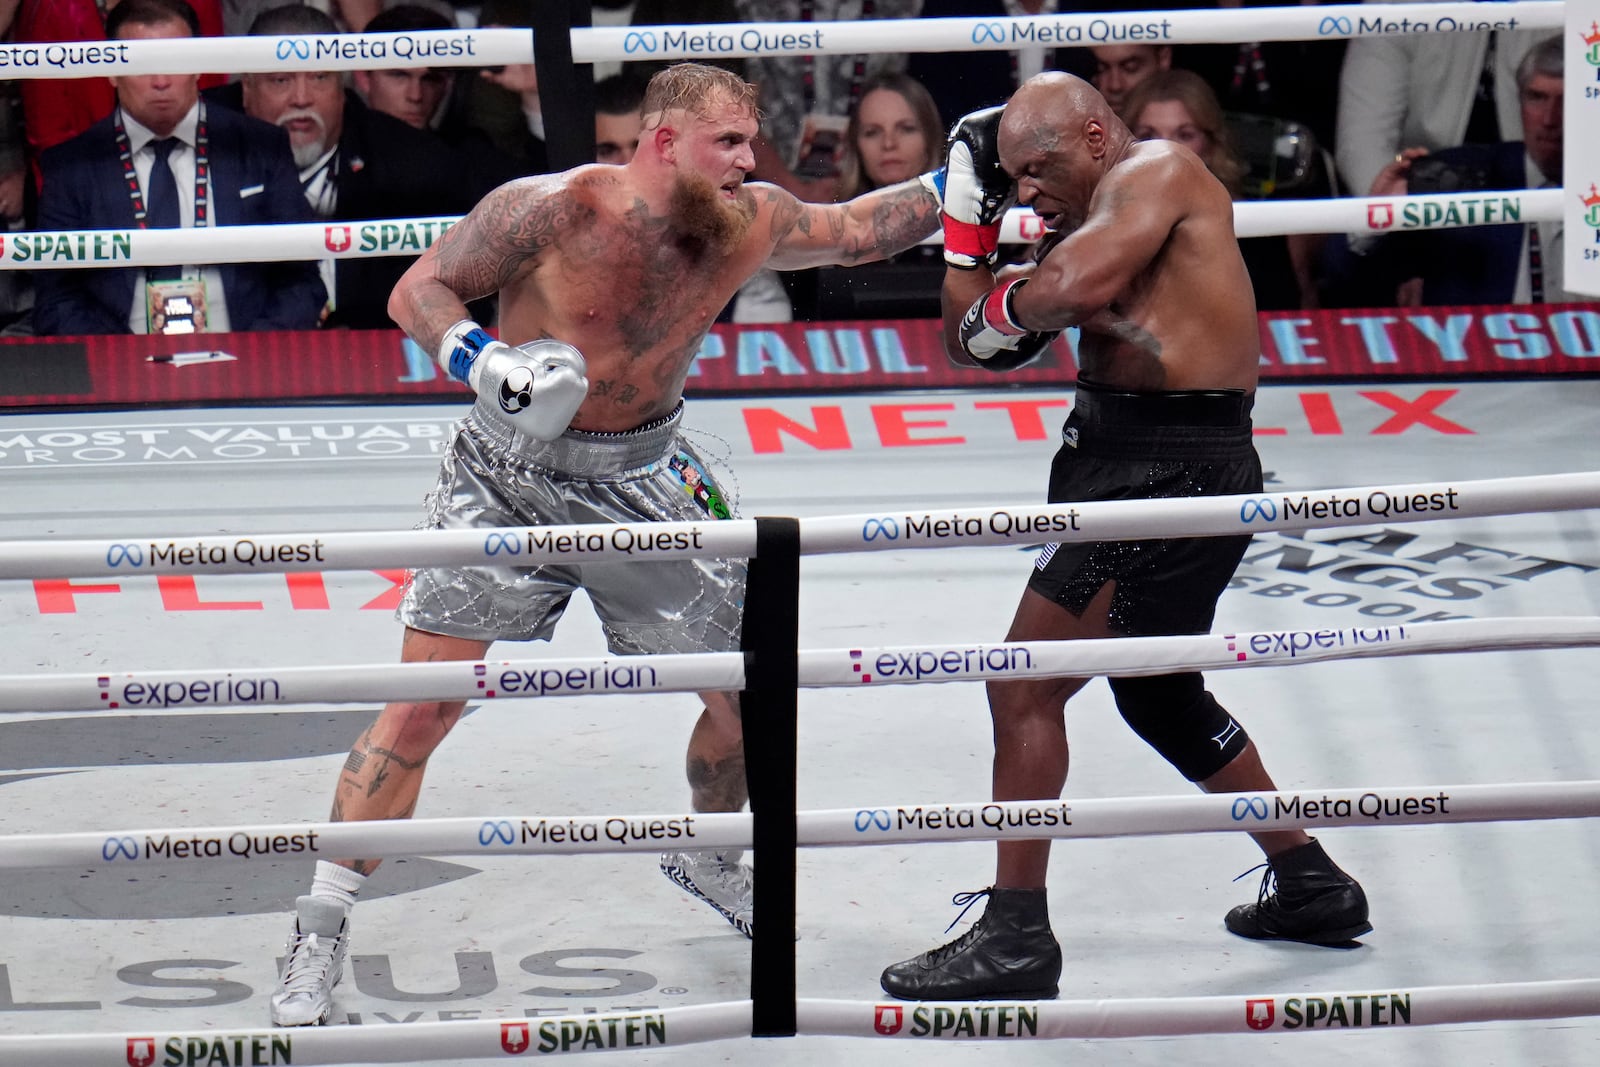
[
  {"xmin": 957, "ymin": 278, "xmax": 1058, "ymax": 371},
  {"xmin": 438, "ymin": 320, "xmax": 589, "ymax": 440},
  {"xmin": 942, "ymin": 106, "xmax": 1015, "ymax": 271}
]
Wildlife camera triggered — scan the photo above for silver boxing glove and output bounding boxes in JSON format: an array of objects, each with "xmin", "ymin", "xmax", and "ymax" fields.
[{"xmin": 437, "ymin": 320, "xmax": 590, "ymax": 441}]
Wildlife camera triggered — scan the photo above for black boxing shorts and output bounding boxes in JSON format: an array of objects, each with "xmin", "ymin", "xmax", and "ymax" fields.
[{"xmin": 1028, "ymin": 378, "xmax": 1262, "ymax": 637}]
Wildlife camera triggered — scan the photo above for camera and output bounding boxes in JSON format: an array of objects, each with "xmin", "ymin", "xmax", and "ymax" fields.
[{"xmin": 1406, "ymin": 156, "xmax": 1491, "ymax": 195}]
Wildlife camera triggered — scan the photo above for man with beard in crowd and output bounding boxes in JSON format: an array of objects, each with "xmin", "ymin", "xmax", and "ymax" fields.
[
  {"xmin": 268, "ymin": 62, "xmax": 946, "ymax": 1028},
  {"xmin": 221, "ymin": 3, "xmax": 491, "ymax": 327}
]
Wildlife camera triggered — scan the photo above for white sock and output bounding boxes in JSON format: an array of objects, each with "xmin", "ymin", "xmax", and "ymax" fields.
[{"xmin": 310, "ymin": 861, "xmax": 365, "ymax": 910}]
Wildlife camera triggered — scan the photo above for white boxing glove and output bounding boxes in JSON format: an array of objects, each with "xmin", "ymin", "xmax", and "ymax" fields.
[{"xmin": 437, "ymin": 320, "xmax": 590, "ymax": 441}]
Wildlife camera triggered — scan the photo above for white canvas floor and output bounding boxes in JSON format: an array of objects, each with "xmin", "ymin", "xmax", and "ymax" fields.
[{"xmin": 1, "ymin": 380, "xmax": 1598, "ymax": 1065}]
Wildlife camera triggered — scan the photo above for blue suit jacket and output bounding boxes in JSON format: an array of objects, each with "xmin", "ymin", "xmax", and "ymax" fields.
[
  {"xmin": 34, "ymin": 105, "xmax": 326, "ymax": 336},
  {"xmin": 1410, "ymin": 142, "xmax": 1529, "ymax": 306}
]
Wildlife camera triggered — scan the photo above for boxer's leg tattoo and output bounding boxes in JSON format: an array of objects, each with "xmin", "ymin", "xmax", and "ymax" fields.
[{"xmin": 689, "ymin": 751, "xmax": 749, "ymax": 813}]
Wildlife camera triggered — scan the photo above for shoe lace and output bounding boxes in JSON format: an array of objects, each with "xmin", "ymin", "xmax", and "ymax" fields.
[
  {"xmin": 918, "ymin": 889, "xmax": 993, "ymax": 965},
  {"xmin": 279, "ymin": 929, "xmax": 339, "ymax": 998},
  {"xmin": 1232, "ymin": 862, "xmax": 1276, "ymax": 906}
]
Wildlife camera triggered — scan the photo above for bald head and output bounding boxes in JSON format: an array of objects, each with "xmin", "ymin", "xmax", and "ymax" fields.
[
  {"xmin": 998, "ymin": 73, "xmax": 1131, "ymax": 233},
  {"xmin": 999, "ymin": 72, "xmax": 1123, "ymax": 171}
]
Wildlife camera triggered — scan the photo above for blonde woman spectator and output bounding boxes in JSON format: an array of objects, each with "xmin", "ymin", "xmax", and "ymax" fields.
[{"xmin": 1122, "ymin": 70, "xmax": 1315, "ymax": 310}]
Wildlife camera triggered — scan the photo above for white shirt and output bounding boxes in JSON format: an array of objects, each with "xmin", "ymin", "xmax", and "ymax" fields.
[
  {"xmin": 1512, "ymin": 153, "xmax": 1567, "ymax": 304},
  {"xmin": 121, "ymin": 103, "xmax": 231, "ymax": 334}
]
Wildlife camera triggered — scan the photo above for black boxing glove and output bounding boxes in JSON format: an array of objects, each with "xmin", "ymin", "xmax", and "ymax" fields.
[
  {"xmin": 957, "ymin": 277, "xmax": 1059, "ymax": 371},
  {"xmin": 942, "ymin": 105, "xmax": 1016, "ymax": 270}
]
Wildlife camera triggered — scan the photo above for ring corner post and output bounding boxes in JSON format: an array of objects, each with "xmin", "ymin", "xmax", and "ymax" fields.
[{"xmin": 740, "ymin": 515, "xmax": 800, "ymax": 1037}]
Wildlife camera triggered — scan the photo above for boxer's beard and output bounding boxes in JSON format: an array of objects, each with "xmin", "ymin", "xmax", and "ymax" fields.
[{"xmin": 668, "ymin": 173, "xmax": 750, "ymax": 251}]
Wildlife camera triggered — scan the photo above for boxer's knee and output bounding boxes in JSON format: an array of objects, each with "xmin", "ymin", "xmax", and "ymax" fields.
[{"xmin": 1108, "ymin": 673, "xmax": 1249, "ymax": 781}]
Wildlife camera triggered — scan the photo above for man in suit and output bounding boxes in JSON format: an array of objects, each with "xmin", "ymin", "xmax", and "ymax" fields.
[
  {"xmin": 216, "ymin": 4, "xmax": 492, "ymax": 330},
  {"xmin": 1354, "ymin": 34, "xmax": 1573, "ymax": 307},
  {"xmin": 34, "ymin": 0, "xmax": 325, "ymax": 337}
]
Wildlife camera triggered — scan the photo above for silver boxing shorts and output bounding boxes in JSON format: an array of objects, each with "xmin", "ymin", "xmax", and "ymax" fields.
[{"xmin": 397, "ymin": 398, "xmax": 744, "ymax": 654}]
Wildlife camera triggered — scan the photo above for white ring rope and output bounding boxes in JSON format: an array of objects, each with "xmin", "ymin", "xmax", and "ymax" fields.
[
  {"xmin": 0, "ymin": 980, "xmax": 1595, "ymax": 1060},
  {"xmin": 0, "ymin": 4, "xmax": 1562, "ymax": 79},
  {"xmin": 0, "ymin": 188, "xmax": 1565, "ymax": 271},
  {"xmin": 0, "ymin": 0, "xmax": 1578, "ymax": 271},
  {"xmin": 0, "ymin": 470, "xmax": 1591, "ymax": 577},
  {"xmin": 2, "ymin": 780, "xmax": 1596, "ymax": 868},
  {"xmin": 3, "ymin": 617, "xmax": 1597, "ymax": 713}
]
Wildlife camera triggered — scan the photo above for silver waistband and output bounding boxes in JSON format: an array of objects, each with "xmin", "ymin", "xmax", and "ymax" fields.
[{"xmin": 466, "ymin": 398, "xmax": 685, "ymax": 479}]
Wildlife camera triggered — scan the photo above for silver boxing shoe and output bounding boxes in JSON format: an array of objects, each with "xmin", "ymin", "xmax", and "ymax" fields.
[
  {"xmin": 270, "ymin": 895, "xmax": 350, "ymax": 1026},
  {"xmin": 660, "ymin": 849, "xmax": 754, "ymax": 938}
]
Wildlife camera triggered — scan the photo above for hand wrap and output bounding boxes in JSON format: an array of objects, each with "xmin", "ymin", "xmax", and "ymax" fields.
[
  {"xmin": 437, "ymin": 319, "xmax": 590, "ymax": 441},
  {"xmin": 957, "ymin": 277, "xmax": 1058, "ymax": 372}
]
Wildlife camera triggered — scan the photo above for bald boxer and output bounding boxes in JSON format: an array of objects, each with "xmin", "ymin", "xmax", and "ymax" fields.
[
  {"xmin": 270, "ymin": 62, "xmax": 945, "ymax": 1027},
  {"xmin": 880, "ymin": 73, "xmax": 1369, "ymax": 1001}
]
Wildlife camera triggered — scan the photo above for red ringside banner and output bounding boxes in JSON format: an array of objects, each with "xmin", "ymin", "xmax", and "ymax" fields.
[{"xmin": 0, "ymin": 303, "xmax": 1596, "ymax": 409}]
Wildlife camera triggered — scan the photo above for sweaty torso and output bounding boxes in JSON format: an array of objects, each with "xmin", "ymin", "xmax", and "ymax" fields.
[
  {"xmin": 1073, "ymin": 146, "xmax": 1261, "ymax": 394},
  {"xmin": 492, "ymin": 168, "xmax": 774, "ymax": 432}
]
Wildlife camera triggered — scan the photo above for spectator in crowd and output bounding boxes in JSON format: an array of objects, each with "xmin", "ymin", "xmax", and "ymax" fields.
[
  {"xmin": 1090, "ymin": 43, "xmax": 1172, "ymax": 116},
  {"xmin": 220, "ymin": 0, "xmax": 375, "ymax": 35},
  {"xmin": 798, "ymin": 71, "xmax": 946, "ymax": 318},
  {"xmin": 1335, "ymin": 5, "xmax": 1539, "ymax": 200},
  {"xmin": 455, "ymin": 0, "xmax": 548, "ymax": 178},
  {"xmin": 34, "ymin": 0, "xmax": 324, "ymax": 337},
  {"xmin": 15, "ymin": 0, "xmax": 227, "ymax": 180},
  {"xmin": 1122, "ymin": 70, "xmax": 1315, "ymax": 309},
  {"xmin": 737, "ymin": 0, "xmax": 919, "ymax": 204},
  {"xmin": 908, "ymin": 0, "xmax": 1094, "ymax": 123},
  {"xmin": 353, "ymin": 5, "xmax": 457, "ymax": 131},
  {"xmin": 217, "ymin": 3, "xmax": 490, "ymax": 329},
  {"xmin": 725, "ymin": 0, "xmax": 920, "ymax": 322},
  {"xmin": 593, "ymin": 72, "xmax": 646, "ymax": 165},
  {"xmin": 0, "ymin": 76, "xmax": 34, "ymax": 334},
  {"xmin": 354, "ymin": 3, "xmax": 525, "ymax": 185},
  {"xmin": 1353, "ymin": 35, "xmax": 1575, "ymax": 306},
  {"xmin": 1179, "ymin": 0, "xmax": 1346, "ymax": 157}
]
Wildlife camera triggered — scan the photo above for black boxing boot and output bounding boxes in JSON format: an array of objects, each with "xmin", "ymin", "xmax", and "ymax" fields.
[
  {"xmin": 1225, "ymin": 839, "xmax": 1371, "ymax": 945},
  {"xmin": 880, "ymin": 888, "xmax": 1061, "ymax": 1000}
]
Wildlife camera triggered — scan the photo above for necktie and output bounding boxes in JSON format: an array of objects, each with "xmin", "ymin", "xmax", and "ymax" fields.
[
  {"xmin": 1528, "ymin": 223, "xmax": 1544, "ymax": 304},
  {"xmin": 145, "ymin": 137, "xmax": 182, "ymax": 281}
]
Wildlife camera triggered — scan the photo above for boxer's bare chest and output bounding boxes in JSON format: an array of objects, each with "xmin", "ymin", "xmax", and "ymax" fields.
[{"xmin": 544, "ymin": 208, "xmax": 744, "ymax": 360}]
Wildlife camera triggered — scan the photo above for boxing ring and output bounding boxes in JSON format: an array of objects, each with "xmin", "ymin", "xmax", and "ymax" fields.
[{"xmin": 2, "ymin": 4, "xmax": 1600, "ymax": 1065}]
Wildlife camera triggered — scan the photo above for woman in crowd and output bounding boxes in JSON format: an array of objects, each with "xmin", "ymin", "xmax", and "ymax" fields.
[
  {"xmin": 1120, "ymin": 69, "xmax": 1316, "ymax": 310},
  {"xmin": 799, "ymin": 72, "xmax": 945, "ymax": 319}
]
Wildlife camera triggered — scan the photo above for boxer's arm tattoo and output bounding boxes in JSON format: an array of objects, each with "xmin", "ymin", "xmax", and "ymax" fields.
[
  {"xmin": 688, "ymin": 751, "xmax": 749, "ymax": 812},
  {"xmin": 769, "ymin": 180, "xmax": 940, "ymax": 267},
  {"xmin": 845, "ymin": 182, "xmax": 943, "ymax": 263}
]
